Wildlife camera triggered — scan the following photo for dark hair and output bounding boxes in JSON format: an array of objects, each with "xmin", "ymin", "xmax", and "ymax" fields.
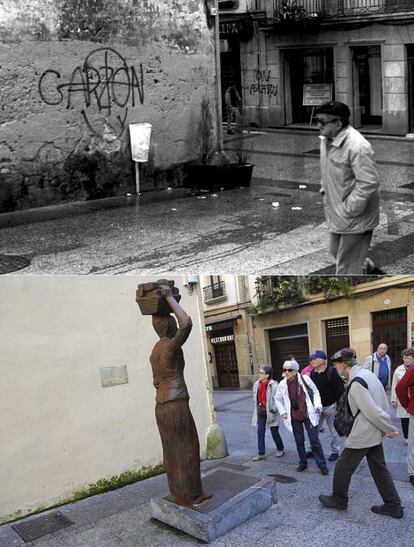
[
  {"xmin": 340, "ymin": 118, "xmax": 350, "ymax": 128},
  {"xmin": 402, "ymin": 347, "xmax": 414, "ymax": 358},
  {"xmin": 259, "ymin": 364, "xmax": 273, "ymax": 378}
]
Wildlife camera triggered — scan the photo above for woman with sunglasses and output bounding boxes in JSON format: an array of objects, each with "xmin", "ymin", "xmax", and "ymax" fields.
[
  {"xmin": 275, "ymin": 360, "xmax": 329, "ymax": 475},
  {"xmin": 251, "ymin": 364, "xmax": 285, "ymax": 461}
]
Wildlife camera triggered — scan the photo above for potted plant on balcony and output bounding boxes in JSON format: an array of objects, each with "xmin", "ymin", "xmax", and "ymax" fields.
[
  {"xmin": 274, "ymin": 0, "xmax": 322, "ymax": 29},
  {"xmin": 185, "ymin": 96, "xmax": 230, "ymax": 192}
]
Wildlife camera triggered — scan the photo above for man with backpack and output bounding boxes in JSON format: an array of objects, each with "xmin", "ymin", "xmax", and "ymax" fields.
[
  {"xmin": 319, "ymin": 348, "xmax": 403, "ymax": 518},
  {"xmin": 309, "ymin": 350, "xmax": 345, "ymax": 461}
]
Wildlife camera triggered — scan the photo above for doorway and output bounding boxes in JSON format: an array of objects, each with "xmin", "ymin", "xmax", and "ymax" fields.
[
  {"xmin": 353, "ymin": 46, "xmax": 383, "ymax": 126},
  {"xmin": 220, "ymin": 38, "xmax": 242, "ymax": 122},
  {"xmin": 283, "ymin": 48, "xmax": 334, "ymax": 124},
  {"xmin": 213, "ymin": 328, "xmax": 240, "ymax": 388},
  {"xmin": 269, "ymin": 323, "xmax": 309, "ymax": 380},
  {"xmin": 325, "ymin": 317, "xmax": 350, "ymax": 364},
  {"xmin": 372, "ymin": 307, "xmax": 408, "ymax": 374}
]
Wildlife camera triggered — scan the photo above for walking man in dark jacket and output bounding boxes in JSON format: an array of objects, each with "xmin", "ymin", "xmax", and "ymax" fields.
[{"xmin": 309, "ymin": 350, "xmax": 345, "ymax": 461}]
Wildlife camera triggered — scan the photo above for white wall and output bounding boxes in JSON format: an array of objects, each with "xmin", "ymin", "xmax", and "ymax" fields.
[{"xmin": 0, "ymin": 275, "xmax": 213, "ymax": 521}]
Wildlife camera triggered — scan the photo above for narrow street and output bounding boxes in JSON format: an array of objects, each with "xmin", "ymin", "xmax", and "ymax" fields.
[
  {"xmin": 1, "ymin": 129, "xmax": 413, "ymax": 275},
  {"xmin": 1, "ymin": 389, "xmax": 413, "ymax": 546}
]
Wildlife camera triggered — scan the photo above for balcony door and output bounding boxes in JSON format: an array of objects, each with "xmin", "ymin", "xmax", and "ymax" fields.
[{"xmin": 409, "ymin": 45, "xmax": 414, "ymax": 132}]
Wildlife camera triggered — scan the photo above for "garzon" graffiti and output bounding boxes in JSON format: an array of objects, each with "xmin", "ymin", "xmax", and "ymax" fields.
[{"xmin": 38, "ymin": 47, "xmax": 144, "ymax": 139}]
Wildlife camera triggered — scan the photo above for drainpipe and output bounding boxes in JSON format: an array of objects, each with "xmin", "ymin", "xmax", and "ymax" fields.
[{"xmin": 213, "ymin": 0, "xmax": 224, "ymax": 153}]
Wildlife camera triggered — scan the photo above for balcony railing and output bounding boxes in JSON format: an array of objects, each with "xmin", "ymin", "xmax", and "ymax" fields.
[
  {"xmin": 203, "ymin": 281, "xmax": 227, "ymax": 302},
  {"xmin": 263, "ymin": 1, "xmax": 413, "ymax": 20}
]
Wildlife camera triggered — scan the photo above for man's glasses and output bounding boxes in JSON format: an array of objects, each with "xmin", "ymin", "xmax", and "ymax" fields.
[
  {"xmin": 316, "ymin": 117, "xmax": 340, "ymax": 126},
  {"xmin": 284, "ymin": 369, "xmax": 295, "ymax": 372}
]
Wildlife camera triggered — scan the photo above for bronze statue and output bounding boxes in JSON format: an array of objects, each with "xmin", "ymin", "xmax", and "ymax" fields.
[{"xmin": 136, "ymin": 279, "xmax": 211, "ymax": 507}]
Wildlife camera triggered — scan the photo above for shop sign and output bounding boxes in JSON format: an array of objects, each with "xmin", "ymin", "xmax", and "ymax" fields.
[
  {"xmin": 205, "ymin": 325, "xmax": 213, "ymax": 331},
  {"xmin": 303, "ymin": 84, "xmax": 333, "ymax": 106},
  {"xmin": 219, "ymin": 18, "xmax": 253, "ymax": 40},
  {"xmin": 211, "ymin": 334, "xmax": 235, "ymax": 344}
]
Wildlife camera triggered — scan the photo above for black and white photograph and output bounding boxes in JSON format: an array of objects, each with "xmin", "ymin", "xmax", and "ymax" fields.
[{"xmin": 1, "ymin": 2, "xmax": 414, "ymax": 547}]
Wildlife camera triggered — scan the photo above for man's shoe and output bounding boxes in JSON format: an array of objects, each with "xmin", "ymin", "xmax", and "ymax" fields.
[
  {"xmin": 320, "ymin": 467, "xmax": 329, "ymax": 476},
  {"xmin": 371, "ymin": 504, "xmax": 404, "ymax": 519},
  {"xmin": 319, "ymin": 494, "xmax": 347, "ymax": 511},
  {"xmin": 319, "ymin": 427, "xmax": 325, "ymax": 433},
  {"xmin": 328, "ymin": 453, "xmax": 339, "ymax": 462},
  {"xmin": 252, "ymin": 454, "xmax": 265, "ymax": 461},
  {"xmin": 306, "ymin": 450, "xmax": 313, "ymax": 458},
  {"xmin": 297, "ymin": 463, "xmax": 307, "ymax": 472},
  {"xmin": 405, "ymin": 439, "xmax": 409, "ymax": 446},
  {"xmin": 409, "ymin": 475, "xmax": 414, "ymax": 486},
  {"xmin": 364, "ymin": 258, "xmax": 386, "ymax": 275},
  {"xmin": 275, "ymin": 450, "xmax": 285, "ymax": 457}
]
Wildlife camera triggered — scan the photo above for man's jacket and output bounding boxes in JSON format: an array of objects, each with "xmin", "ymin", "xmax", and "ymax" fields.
[
  {"xmin": 320, "ymin": 126, "xmax": 380, "ymax": 234},
  {"xmin": 363, "ymin": 352, "xmax": 391, "ymax": 388},
  {"xmin": 346, "ymin": 365, "xmax": 394, "ymax": 449}
]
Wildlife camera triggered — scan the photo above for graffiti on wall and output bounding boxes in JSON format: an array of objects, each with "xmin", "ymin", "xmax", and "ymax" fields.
[
  {"xmin": 249, "ymin": 69, "xmax": 278, "ymax": 97},
  {"xmin": 38, "ymin": 48, "xmax": 144, "ymax": 139}
]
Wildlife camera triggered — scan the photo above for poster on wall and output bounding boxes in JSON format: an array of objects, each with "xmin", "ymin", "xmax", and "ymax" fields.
[{"xmin": 303, "ymin": 84, "xmax": 333, "ymax": 106}]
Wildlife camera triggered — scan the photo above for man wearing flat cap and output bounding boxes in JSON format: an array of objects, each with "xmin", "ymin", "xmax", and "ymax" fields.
[
  {"xmin": 319, "ymin": 348, "xmax": 403, "ymax": 518},
  {"xmin": 315, "ymin": 100, "xmax": 380, "ymax": 274}
]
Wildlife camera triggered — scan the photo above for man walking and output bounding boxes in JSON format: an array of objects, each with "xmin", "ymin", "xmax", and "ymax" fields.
[
  {"xmin": 309, "ymin": 350, "xmax": 345, "ymax": 461},
  {"xmin": 364, "ymin": 343, "xmax": 391, "ymax": 389},
  {"xmin": 395, "ymin": 350, "xmax": 414, "ymax": 487},
  {"xmin": 315, "ymin": 100, "xmax": 380, "ymax": 274},
  {"xmin": 319, "ymin": 348, "xmax": 403, "ymax": 518},
  {"xmin": 224, "ymin": 84, "xmax": 241, "ymax": 135}
]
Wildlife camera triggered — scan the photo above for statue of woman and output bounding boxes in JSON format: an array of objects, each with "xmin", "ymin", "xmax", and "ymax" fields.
[{"xmin": 143, "ymin": 283, "xmax": 211, "ymax": 507}]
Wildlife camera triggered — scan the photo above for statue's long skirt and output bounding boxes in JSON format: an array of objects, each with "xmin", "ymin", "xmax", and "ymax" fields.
[{"xmin": 155, "ymin": 399, "xmax": 203, "ymax": 505}]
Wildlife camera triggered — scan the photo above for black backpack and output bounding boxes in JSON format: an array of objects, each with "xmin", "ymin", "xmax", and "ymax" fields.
[{"xmin": 334, "ymin": 377, "xmax": 368, "ymax": 437}]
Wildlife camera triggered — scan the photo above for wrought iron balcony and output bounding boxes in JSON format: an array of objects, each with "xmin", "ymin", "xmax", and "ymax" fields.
[
  {"xmin": 203, "ymin": 281, "xmax": 227, "ymax": 302},
  {"xmin": 261, "ymin": 1, "xmax": 414, "ymax": 21}
]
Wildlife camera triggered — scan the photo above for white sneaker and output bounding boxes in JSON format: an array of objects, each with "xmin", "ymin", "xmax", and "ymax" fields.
[
  {"xmin": 275, "ymin": 450, "xmax": 285, "ymax": 457},
  {"xmin": 252, "ymin": 454, "xmax": 266, "ymax": 461}
]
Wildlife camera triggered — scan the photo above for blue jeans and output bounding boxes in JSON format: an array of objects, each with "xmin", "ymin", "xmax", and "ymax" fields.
[
  {"xmin": 257, "ymin": 413, "xmax": 284, "ymax": 455},
  {"xmin": 292, "ymin": 418, "xmax": 327, "ymax": 468}
]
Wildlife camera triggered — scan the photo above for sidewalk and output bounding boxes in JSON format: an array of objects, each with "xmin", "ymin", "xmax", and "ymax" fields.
[{"xmin": 1, "ymin": 390, "xmax": 413, "ymax": 546}]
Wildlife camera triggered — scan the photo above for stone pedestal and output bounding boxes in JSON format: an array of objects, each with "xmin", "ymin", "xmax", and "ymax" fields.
[{"xmin": 150, "ymin": 467, "xmax": 277, "ymax": 543}]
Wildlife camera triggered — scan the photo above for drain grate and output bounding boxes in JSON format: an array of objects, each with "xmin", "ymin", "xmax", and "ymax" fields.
[
  {"xmin": 401, "ymin": 181, "xmax": 414, "ymax": 189},
  {"xmin": 12, "ymin": 511, "xmax": 74, "ymax": 542},
  {"xmin": 0, "ymin": 254, "xmax": 30, "ymax": 274},
  {"xmin": 267, "ymin": 474, "xmax": 297, "ymax": 484}
]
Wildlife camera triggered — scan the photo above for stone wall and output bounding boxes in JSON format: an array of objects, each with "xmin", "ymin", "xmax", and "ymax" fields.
[{"xmin": 0, "ymin": 1, "xmax": 216, "ymax": 211}]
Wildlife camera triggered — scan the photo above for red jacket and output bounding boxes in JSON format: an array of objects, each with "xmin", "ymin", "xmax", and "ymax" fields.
[{"xmin": 395, "ymin": 364, "xmax": 414, "ymax": 416}]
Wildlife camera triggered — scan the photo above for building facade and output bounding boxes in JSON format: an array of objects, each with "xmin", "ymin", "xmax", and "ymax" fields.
[
  {"xmin": 219, "ymin": 1, "xmax": 414, "ymax": 135},
  {"xmin": 251, "ymin": 275, "xmax": 414, "ymax": 381},
  {"xmin": 201, "ymin": 274, "xmax": 256, "ymax": 389},
  {"xmin": 0, "ymin": 1, "xmax": 217, "ymax": 212}
]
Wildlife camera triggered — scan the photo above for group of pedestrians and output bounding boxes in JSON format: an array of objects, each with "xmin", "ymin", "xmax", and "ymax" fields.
[{"xmin": 251, "ymin": 344, "xmax": 414, "ymax": 519}]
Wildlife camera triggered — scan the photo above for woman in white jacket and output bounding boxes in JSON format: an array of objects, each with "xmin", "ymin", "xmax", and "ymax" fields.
[
  {"xmin": 251, "ymin": 364, "xmax": 285, "ymax": 461},
  {"xmin": 391, "ymin": 349, "xmax": 414, "ymax": 443},
  {"xmin": 275, "ymin": 360, "xmax": 329, "ymax": 474}
]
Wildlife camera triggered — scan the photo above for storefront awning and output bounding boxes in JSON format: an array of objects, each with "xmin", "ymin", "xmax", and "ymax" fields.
[{"xmin": 205, "ymin": 314, "xmax": 242, "ymax": 332}]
